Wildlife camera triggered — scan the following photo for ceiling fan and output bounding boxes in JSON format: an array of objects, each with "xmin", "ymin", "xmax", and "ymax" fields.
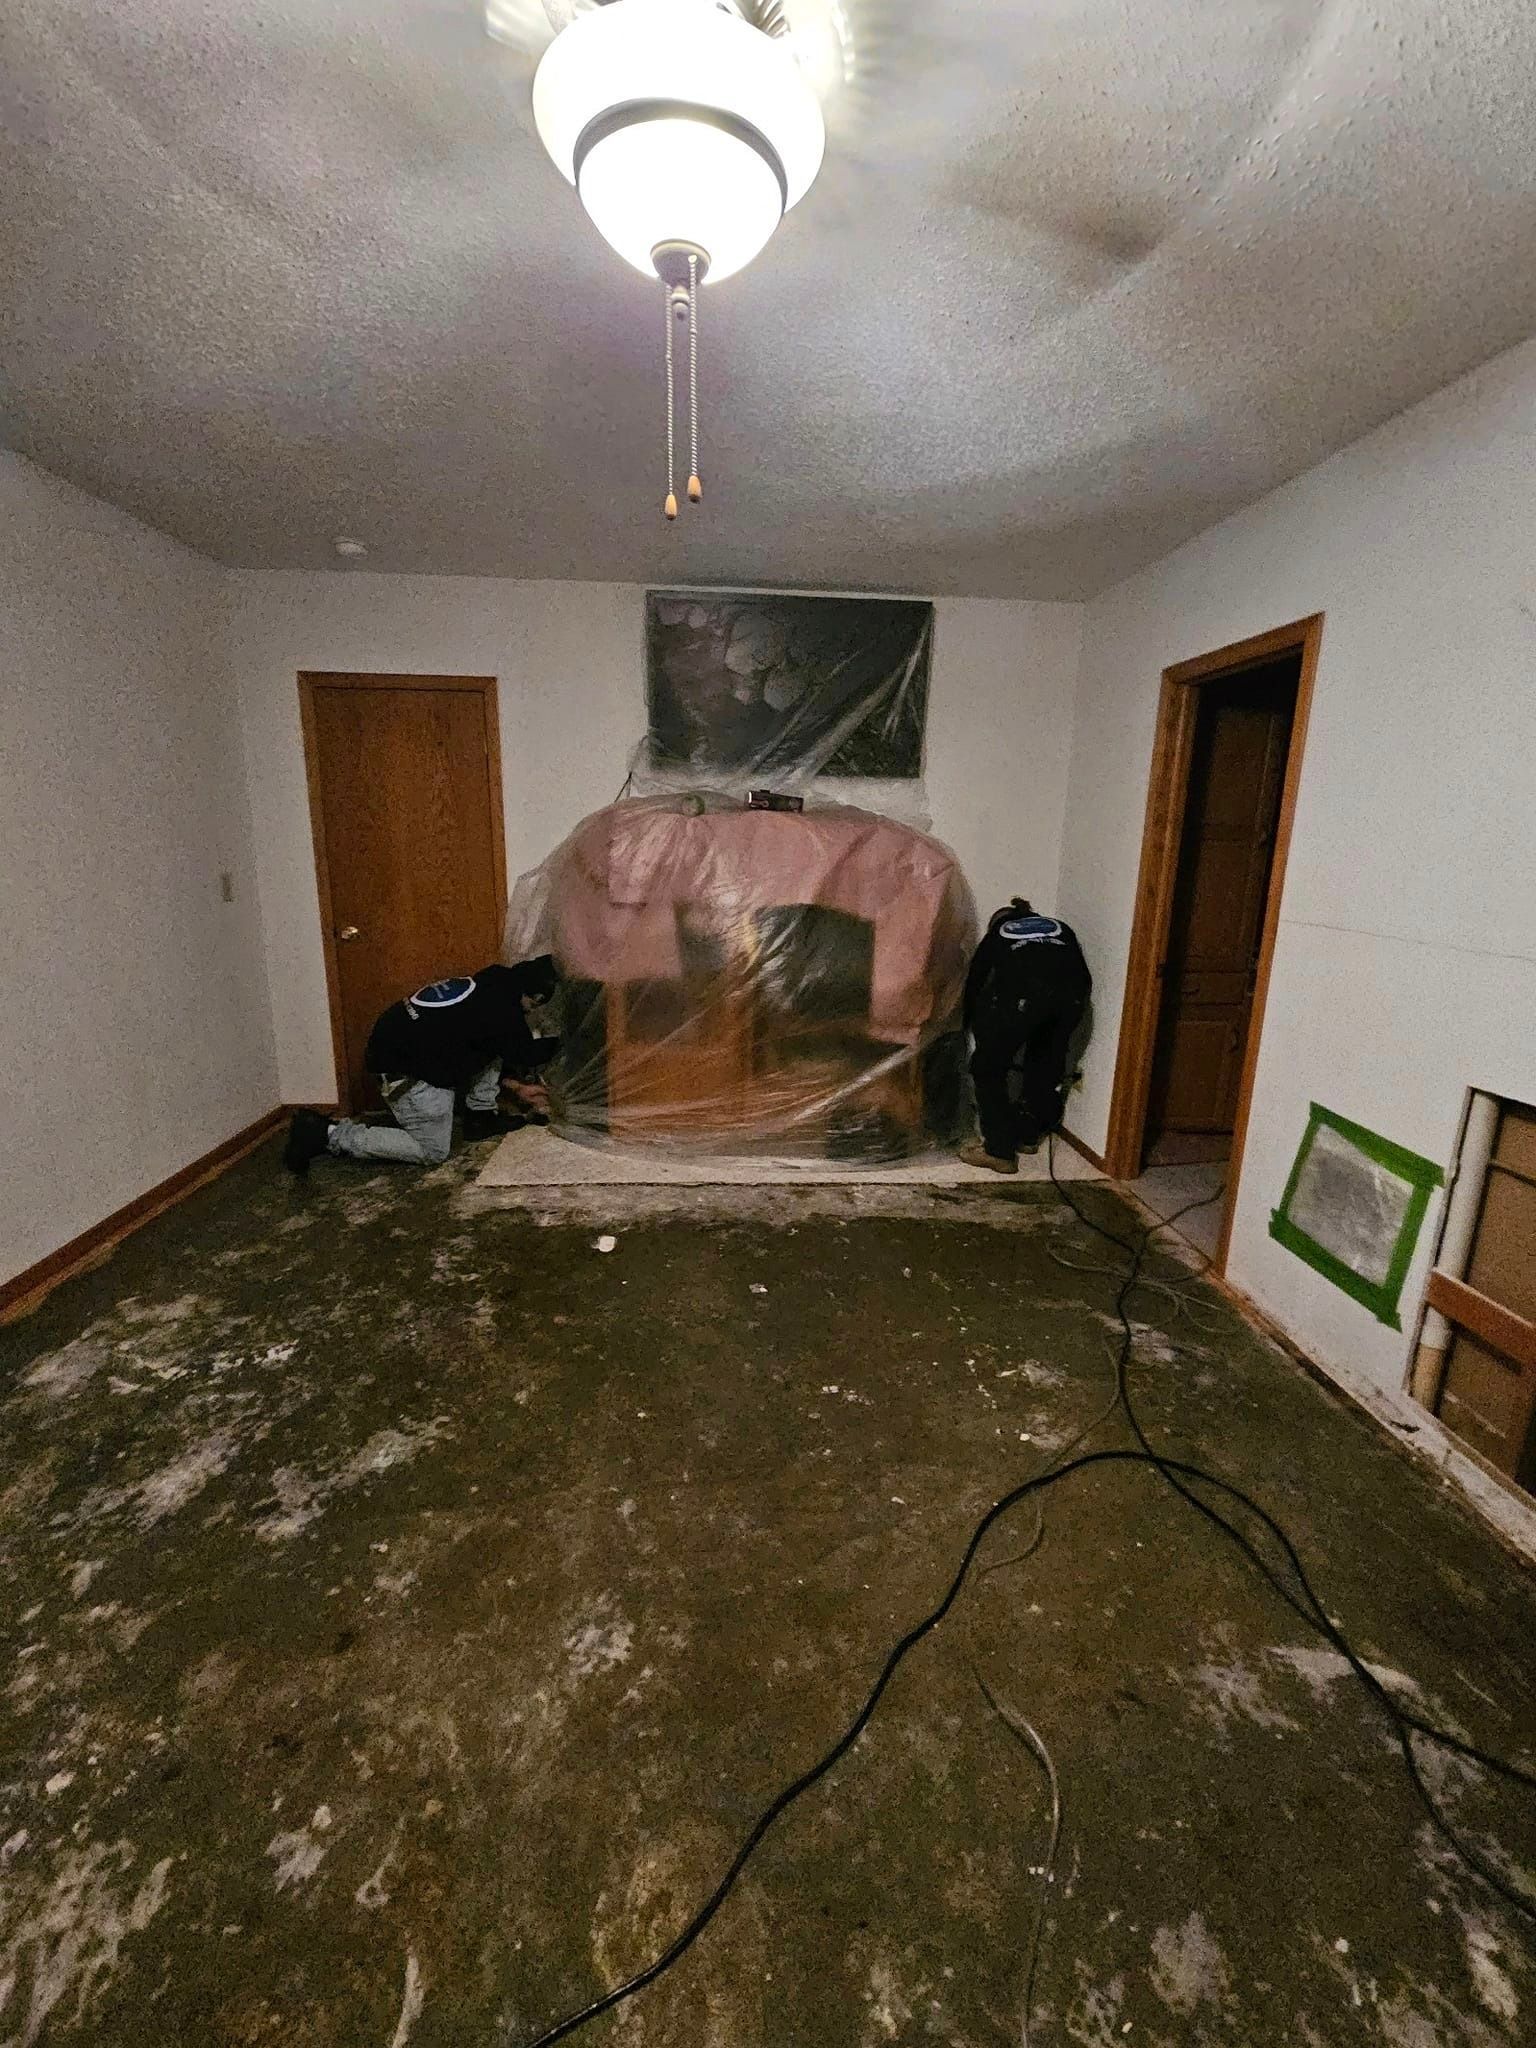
[
  {"xmin": 485, "ymin": 0, "xmax": 855, "ymax": 121},
  {"xmin": 485, "ymin": 0, "xmax": 857, "ymax": 518}
]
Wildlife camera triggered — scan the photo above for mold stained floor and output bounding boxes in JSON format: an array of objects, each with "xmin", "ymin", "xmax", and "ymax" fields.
[{"xmin": 1, "ymin": 1139, "xmax": 1534, "ymax": 2048}]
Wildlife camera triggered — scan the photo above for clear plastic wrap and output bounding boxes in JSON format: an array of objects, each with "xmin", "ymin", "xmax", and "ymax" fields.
[
  {"xmin": 505, "ymin": 793, "xmax": 977, "ymax": 1161},
  {"xmin": 632, "ymin": 591, "xmax": 933, "ymax": 823},
  {"xmin": 1285, "ymin": 1120, "xmax": 1415, "ymax": 1288}
]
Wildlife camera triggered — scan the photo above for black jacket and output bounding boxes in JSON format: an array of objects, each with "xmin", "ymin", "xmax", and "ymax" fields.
[
  {"xmin": 365, "ymin": 960, "xmax": 555, "ymax": 1092},
  {"xmin": 963, "ymin": 906, "xmax": 1090, "ymax": 1035}
]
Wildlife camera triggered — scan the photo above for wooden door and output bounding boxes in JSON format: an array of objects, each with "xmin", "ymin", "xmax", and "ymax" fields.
[
  {"xmin": 1145, "ymin": 662, "xmax": 1296, "ymax": 1148},
  {"xmin": 300, "ymin": 674, "xmax": 506, "ymax": 1110}
]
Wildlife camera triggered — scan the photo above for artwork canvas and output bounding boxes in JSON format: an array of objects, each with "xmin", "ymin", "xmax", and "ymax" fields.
[{"xmin": 645, "ymin": 591, "xmax": 933, "ymax": 780}]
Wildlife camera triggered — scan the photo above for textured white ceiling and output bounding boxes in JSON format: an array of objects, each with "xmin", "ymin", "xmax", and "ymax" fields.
[{"xmin": 4, "ymin": 0, "xmax": 1536, "ymax": 597}]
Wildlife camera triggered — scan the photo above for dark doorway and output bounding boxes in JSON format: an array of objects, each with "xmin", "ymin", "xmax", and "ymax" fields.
[
  {"xmin": 1103, "ymin": 615, "xmax": 1323, "ymax": 1273},
  {"xmin": 1143, "ymin": 656, "xmax": 1300, "ymax": 1171}
]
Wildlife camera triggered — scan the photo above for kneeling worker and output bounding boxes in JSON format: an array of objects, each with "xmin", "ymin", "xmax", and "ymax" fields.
[
  {"xmin": 284, "ymin": 956, "xmax": 558, "ymax": 1174},
  {"xmin": 959, "ymin": 902, "xmax": 1090, "ymax": 1175}
]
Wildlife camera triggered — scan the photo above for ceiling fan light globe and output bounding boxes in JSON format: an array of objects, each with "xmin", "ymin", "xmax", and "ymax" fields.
[
  {"xmin": 533, "ymin": 0, "xmax": 824, "ymax": 280},
  {"xmin": 576, "ymin": 117, "xmax": 786, "ymax": 280}
]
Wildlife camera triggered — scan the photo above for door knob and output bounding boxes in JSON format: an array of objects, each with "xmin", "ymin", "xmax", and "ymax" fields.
[{"xmin": 338, "ymin": 925, "xmax": 361, "ymax": 942}]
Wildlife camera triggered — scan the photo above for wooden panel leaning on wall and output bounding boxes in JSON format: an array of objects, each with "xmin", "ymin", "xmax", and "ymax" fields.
[{"xmin": 1424, "ymin": 1100, "xmax": 1536, "ymax": 1498}]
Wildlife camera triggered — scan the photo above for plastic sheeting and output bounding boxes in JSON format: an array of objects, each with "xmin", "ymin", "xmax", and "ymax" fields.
[
  {"xmin": 1285, "ymin": 1119, "xmax": 1415, "ymax": 1288},
  {"xmin": 505, "ymin": 793, "xmax": 976, "ymax": 1161},
  {"xmin": 633, "ymin": 592, "xmax": 933, "ymax": 817}
]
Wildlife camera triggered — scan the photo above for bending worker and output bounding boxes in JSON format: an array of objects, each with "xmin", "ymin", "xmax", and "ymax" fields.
[
  {"xmin": 959, "ymin": 902, "xmax": 1091, "ymax": 1175},
  {"xmin": 284, "ymin": 956, "xmax": 558, "ymax": 1174}
]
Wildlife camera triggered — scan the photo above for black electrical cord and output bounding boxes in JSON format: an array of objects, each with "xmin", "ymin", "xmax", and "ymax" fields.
[
  {"xmin": 523, "ymin": 1448, "xmax": 1309, "ymax": 2047},
  {"xmin": 1044, "ymin": 1137, "xmax": 1536, "ymax": 1912},
  {"xmin": 519, "ymin": 1154, "xmax": 1536, "ymax": 2048}
]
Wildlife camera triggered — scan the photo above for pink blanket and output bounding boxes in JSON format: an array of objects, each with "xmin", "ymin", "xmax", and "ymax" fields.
[{"xmin": 549, "ymin": 798, "xmax": 974, "ymax": 1041}]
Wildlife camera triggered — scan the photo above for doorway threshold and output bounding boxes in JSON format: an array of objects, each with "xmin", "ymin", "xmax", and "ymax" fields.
[{"xmin": 1127, "ymin": 1160, "xmax": 1228, "ymax": 1261}]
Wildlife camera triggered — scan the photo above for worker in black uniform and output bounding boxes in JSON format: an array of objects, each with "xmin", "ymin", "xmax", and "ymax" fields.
[
  {"xmin": 959, "ymin": 901, "xmax": 1091, "ymax": 1174},
  {"xmin": 283, "ymin": 956, "xmax": 558, "ymax": 1174}
]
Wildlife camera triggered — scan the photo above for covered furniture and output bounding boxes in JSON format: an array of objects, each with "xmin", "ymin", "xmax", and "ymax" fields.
[{"xmin": 540, "ymin": 796, "xmax": 975, "ymax": 1157}]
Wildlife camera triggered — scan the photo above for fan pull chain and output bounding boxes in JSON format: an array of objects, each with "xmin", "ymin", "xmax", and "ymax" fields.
[
  {"xmin": 663, "ymin": 279, "xmax": 678, "ymax": 521},
  {"xmin": 687, "ymin": 252, "xmax": 702, "ymax": 504}
]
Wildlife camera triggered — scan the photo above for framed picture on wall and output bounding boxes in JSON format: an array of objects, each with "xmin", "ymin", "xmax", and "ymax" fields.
[{"xmin": 645, "ymin": 591, "xmax": 933, "ymax": 780}]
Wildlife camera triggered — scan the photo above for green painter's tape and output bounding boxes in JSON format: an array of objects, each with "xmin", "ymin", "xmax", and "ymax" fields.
[{"xmin": 1268, "ymin": 1101, "xmax": 1443, "ymax": 1330}]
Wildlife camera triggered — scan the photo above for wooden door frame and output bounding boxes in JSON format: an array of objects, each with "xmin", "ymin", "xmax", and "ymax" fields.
[
  {"xmin": 1102, "ymin": 614, "xmax": 1324, "ymax": 1271},
  {"xmin": 297, "ymin": 672, "xmax": 508, "ymax": 1114}
]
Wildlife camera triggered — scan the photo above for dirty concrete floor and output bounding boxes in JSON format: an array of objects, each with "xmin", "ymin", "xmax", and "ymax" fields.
[{"xmin": 1, "ymin": 1141, "xmax": 1533, "ymax": 2048}]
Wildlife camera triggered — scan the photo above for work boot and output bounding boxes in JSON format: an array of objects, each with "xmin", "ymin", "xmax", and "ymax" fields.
[
  {"xmin": 462, "ymin": 1109, "xmax": 525, "ymax": 1141},
  {"xmin": 958, "ymin": 1140, "xmax": 1018, "ymax": 1176},
  {"xmin": 283, "ymin": 1109, "xmax": 333, "ymax": 1176}
]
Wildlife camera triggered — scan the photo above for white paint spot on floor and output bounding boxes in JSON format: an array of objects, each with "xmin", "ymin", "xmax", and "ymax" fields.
[
  {"xmin": 861, "ymin": 1957, "xmax": 917, "ymax": 2041},
  {"xmin": 119, "ymin": 1295, "xmax": 203, "ymax": 1328},
  {"xmin": 68, "ymin": 1561, "xmax": 101, "ymax": 1600},
  {"xmin": 1265, "ymin": 1643, "xmax": 1421, "ymax": 1703},
  {"xmin": 1066, "ymin": 1966, "xmax": 1126, "ymax": 2044},
  {"xmin": 254, "ymin": 1418, "xmax": 453, "ymax": 1542},
  {"xmin": 389, "ymin": 1950, "xmax": 424, "ymax": 2048},
  {"xmin": 1092, "ymin": 1314, "xmax": 1180, "ymax": 1364},
  {"xmin": 1185, "ymin": 1655, "xmax": 1301, "ymax": 1734},
  {"xmin": 563, "ymin": 1597, "xmax": 634, "ymax": 1679},
  {"xmin": 133, "ymin": 1434, "xmax": 238, "ymax": 1526},
  {"xmin": 339, "ymin": 1426, "xmax": 448, "ymax": 1484},
  {"xmin": 0, "ymin": 1842, "xmax": 172, "ymax": 2044},
  {"xmin": 1149, "ymin": 1912, "xmax": 1231, "ymax": 2013},
  {"xmin": 180, "ymin": 1648, "xmax": 241, "ymax": 1704},
  {"xmin": 23, "ymin": 1337, "xmax": 113, "ymax": 1401},
  {"xmin": 355, "ymin": 1840, "xmax": 399, "ymax": 1912},
  {"xmin": 252, "ymin": 1467, "xmax": 324, "ymax": 1543},
  {"xmin": 267, "ymin": 1818, "xmax": 329, "ymax": 1891},
  {"xmin": 1461, "ymin": 1920, "xmax": 1519, "ymax": 2022}
]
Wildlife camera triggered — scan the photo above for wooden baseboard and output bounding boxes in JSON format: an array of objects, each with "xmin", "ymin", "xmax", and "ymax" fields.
[
  {"xmin": 0, "ymin": 1107, "xmax": 288, "ymax": 1324},
  {"xmin": 1058, "ymin": 1126, "xmax": 1110, "ymax": 1174}
]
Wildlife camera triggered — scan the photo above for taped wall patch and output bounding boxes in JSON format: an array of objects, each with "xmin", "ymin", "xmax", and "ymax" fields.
[{"xmin": 1269, "ymin": 1103, "xmax": 1443, "ymax": 1328}]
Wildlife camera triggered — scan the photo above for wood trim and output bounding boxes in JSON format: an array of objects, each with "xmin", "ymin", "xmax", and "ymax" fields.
[
  {"xmin": 1164, "ymin": 619, "xmax": 1320, "ymax": 688},
  {"xmin": 0, "ymin": 1109, "xmax": 287, "ymax": 1324},
  {"xmin": 1057, "ymin": 1126, "xmax": 1110, "ymax": 1174},
  {"xmin": 1102, "ymin": 614, "xmax": 1324, "ymax": 1275},
  {"xmin": 1214, "ymin": 614, "xmax": 1323, "ymax": 1272},
  {"xmin": 296, "ymin": 671, "xmax": 500, "ymax": 693},
  {"xmin": 296, "ymin": 672, "xmax": 507, "ymax": 1116},
  {"xmin": 1102, "ymin": 675, "xmax": 1199, "ymax": 1179},
  {"xmin": 297, "ymin": 677, "xmax": 352, "ymax": 1112},
  {"xmin": 480, "ymin": 683, "xmax": 509, "ymax": 929},
  {"xmin": 1426, "ymin": 1270, "xmax": 1536, "ymax": 1374}
]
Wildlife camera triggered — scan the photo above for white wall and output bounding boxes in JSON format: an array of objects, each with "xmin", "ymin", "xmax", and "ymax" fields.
[
  {"xmin": 0, "ymin": 453, "xmax": 277, "ymax": 1288},
  {"xmin": 225, "ymin": 574, "xmax": 1082, "ymax": 1104},
  {"xmin": 1059, "ymin": 337, "xmax": 1536, "ymax": 1409}
]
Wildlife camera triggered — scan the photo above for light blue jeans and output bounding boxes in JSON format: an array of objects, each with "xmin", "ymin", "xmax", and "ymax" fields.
[{"xmin": 328, "ymin": 1060, "xmax": 502, "ymax": 1166}]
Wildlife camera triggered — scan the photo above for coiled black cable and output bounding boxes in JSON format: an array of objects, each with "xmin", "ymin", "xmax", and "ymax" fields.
[
  {"xmin": 520, "ymin": 1154, "xmax": 1536, "ymax": 2047},
  {"xmin": 1045, "ymin": 1140, "xmax": 1536, "ymax": 1915}
]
